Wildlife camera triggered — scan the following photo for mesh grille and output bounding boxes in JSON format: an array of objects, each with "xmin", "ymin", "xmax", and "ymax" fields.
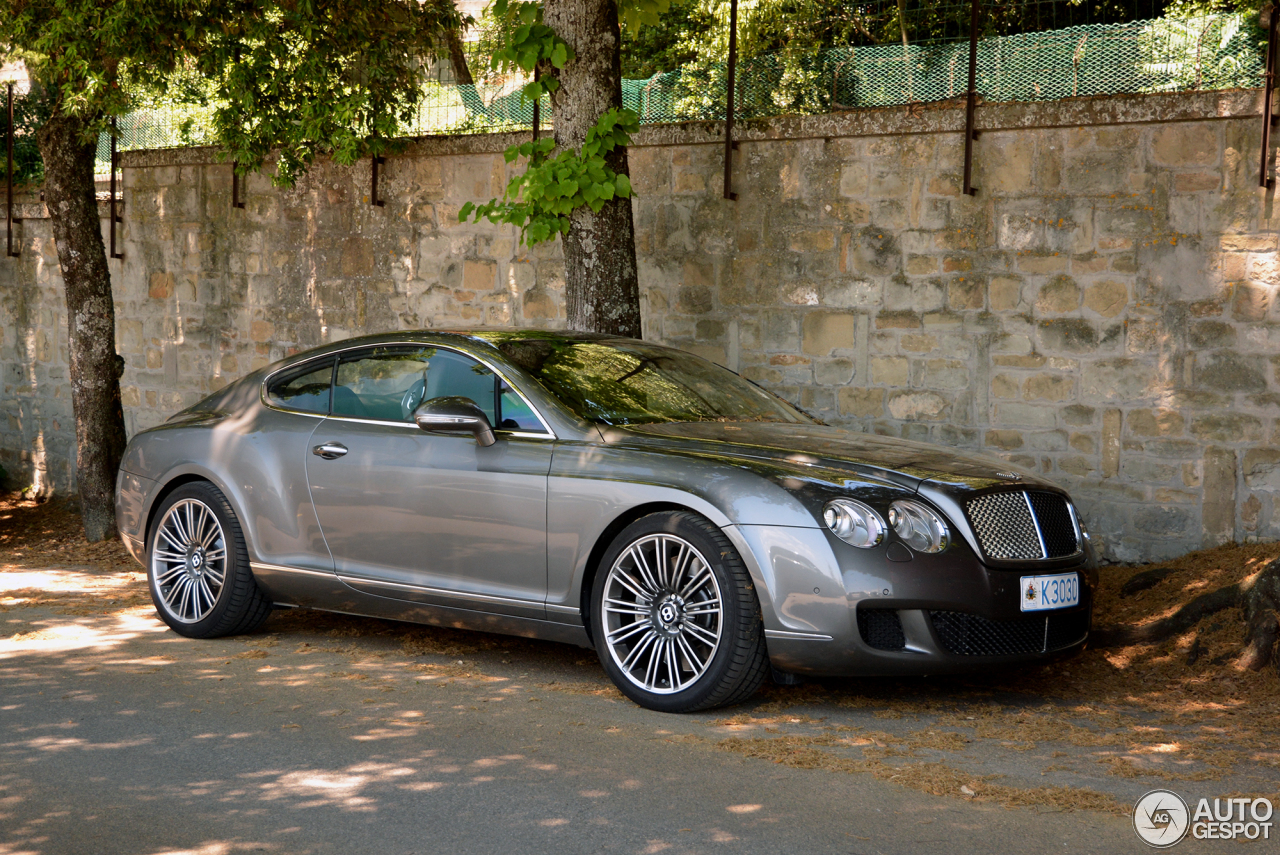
[
  {"xmin": 1046, "ymin": 608, "xmax": 1091, "ymax": 650},
  {"xmin": 857, "ymin": 608, "xmax": 906, "ymax": 651},
  {"xmin": 965, "ymin": 491, "xmax": 1081, "ymax": 561},
  {"xmin": 1028, "ymin": 492, "xmax": 1080, "ymax": 558},
  {"xmin": 931, "ymin": 609, "xmax": 1088, "ymax": 656},
  {"xmin": 967, "ymin": 492, "xmax": 1042, "ymax": 560}
]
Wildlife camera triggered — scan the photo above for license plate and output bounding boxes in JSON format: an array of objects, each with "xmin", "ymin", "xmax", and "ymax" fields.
[{"xmin": 1019, "ymin": 572, "xmax": 1080, "ymax": 612}]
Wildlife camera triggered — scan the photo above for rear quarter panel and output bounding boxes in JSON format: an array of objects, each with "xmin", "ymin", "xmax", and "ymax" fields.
[{"xmin": 121, "ymin": 403, "xmax": 332, "ymax": 573}]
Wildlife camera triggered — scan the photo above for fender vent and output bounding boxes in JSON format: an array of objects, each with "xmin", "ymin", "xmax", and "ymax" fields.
[{"xmin": 857, "ymin": 608, "xmax": 906, "ymax": 651}]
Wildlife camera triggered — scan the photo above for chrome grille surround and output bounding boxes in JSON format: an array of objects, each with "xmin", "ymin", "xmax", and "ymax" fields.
[{"xmin": 965, "ymin": 490, "xmax": 1081, "ymax": 561}]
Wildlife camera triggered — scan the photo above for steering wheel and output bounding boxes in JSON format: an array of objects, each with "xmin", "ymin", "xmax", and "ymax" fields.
[{"xmin": 400, "ymin": 379, "xmax": 426, "ymax": 421}]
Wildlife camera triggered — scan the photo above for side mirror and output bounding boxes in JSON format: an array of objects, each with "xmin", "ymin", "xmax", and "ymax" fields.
[{"xmin": 412, "ymin": 396, "xmax": 496, "ymax": 447}]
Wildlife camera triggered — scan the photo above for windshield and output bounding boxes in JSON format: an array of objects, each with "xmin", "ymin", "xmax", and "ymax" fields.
[{"xmin": 493, "ymin": 337, "xmax": 811, "ymax": 426}]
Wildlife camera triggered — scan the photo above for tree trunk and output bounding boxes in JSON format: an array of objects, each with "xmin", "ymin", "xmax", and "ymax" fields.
[
  {"xmin": 543, "ymin": 0, "xmax": 642, "ymax": 338},
  {"xmin": 445, "ymin": 24, "xmax": 475, "ymax": 85},
  {"xmin": 36, "ymin": 112, "xmax": 127, "ymax": 542}
]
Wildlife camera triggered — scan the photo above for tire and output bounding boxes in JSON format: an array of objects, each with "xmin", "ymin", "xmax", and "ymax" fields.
[
  {"xmin": 590, "ymin": 511, "xmax": 768, "ymax": 713},
  {"xmin": 145, "ymin": 482, "xmax": 272, "ymax": 638}
]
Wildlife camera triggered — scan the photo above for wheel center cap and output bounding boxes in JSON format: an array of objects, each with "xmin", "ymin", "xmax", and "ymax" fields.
[
  {"xmin": 659, "ymin": 603, "xmax": 677, "ymax": 624},
  {"xmin": 187, "ymin": 548, "xmax": 205, "ymax": 576}
]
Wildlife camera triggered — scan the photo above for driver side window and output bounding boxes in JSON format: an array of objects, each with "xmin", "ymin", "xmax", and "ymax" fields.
[
  {"xmin": 334, "ymin": 347, "xmax": 435, "ymax": 422},
  {"xmin": 333, "ymin": 346, "xmax": 498, "ymax": 424}
]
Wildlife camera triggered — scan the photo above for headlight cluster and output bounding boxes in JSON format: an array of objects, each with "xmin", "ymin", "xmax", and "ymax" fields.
[
  {"xmin": 887, "ymin": 500, "xmax": 950, "ymax": 553},
  {"xmin": 822, "ymin": 497, "xmax": 950, "ymax": 554},
  {"xmin": 821, "ymin": 499, "xmax": 885, "ymax": 548}
]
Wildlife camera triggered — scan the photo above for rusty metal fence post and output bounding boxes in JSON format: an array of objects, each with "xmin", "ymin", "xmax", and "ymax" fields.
[
  {"xmin": 722, "ymin": 0, "xmax": 739, "ymax": 201},
  {"xmin": 109, "ymin": 116, "xmax": 123, "ymax": 260},
  {"xmin": 963, "ymin": 0, "xmax": 981, "ymax": 196},
  {"xmin": 1261, "ymin": 3, "xmax": 1277, "ymax": 189},
  {"xmin": 6, "ymin": 82, "xmax": 21, "ymax": 258}
]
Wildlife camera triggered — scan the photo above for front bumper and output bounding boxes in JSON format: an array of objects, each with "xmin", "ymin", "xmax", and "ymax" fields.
[{"xmin": 736, "ymin": 523, "xmax": 1097, "ymax": 678}]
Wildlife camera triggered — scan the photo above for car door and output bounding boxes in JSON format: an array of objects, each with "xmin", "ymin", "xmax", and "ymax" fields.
[{"xmin": 306, "ymin": 344, "xmax": 554, "ymax": 619}]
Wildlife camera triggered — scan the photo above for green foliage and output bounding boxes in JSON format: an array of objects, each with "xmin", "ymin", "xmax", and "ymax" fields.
[
  {"xmin": 0, "ymin": 82, "xmax": 52, "ymax": 187},
  {"xmin": 2, "ymin": 0, "xmax": 463, "ymax": 186},
  {"xmin": 485, "ymin": 0, "xmax": 574, "ymax": 100},
  {"xmin": 458, "ymin": 108, "xmax": 638, "ymax": 245}
]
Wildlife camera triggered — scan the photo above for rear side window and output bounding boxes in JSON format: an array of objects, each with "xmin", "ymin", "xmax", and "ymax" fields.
[{"xmin": 266, "ymin": 360, "xmax": 334, "ymax": 414}]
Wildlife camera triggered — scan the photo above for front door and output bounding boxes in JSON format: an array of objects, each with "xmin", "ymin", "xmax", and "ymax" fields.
[{"xmin": 306, "ymin": 345, "xmax": 553, "ymax": 619}]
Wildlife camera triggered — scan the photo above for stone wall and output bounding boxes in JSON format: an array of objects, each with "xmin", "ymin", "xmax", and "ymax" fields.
[{"xmin": 2, "ymin": 89, "xmax": 1277, "ymax": 562}]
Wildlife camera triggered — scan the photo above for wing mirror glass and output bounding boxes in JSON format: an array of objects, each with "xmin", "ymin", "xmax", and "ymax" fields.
[{"xmin": 412, "ymin": 396, "xmax": 496, "ymax": 447}]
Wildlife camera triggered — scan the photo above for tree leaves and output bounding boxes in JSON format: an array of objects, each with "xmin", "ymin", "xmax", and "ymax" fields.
[
  {"xmin": 4, "ymin": 0, "xmax": 464, "ymax": 185},
  {"xmin": 458, "ymin": 108, "xmax": 639, "ymax": 245}
]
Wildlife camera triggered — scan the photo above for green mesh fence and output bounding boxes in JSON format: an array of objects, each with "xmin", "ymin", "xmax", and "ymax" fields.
[{"xmin": 92, "ymin": 11, "xmax": 1264, "ymax": 171}]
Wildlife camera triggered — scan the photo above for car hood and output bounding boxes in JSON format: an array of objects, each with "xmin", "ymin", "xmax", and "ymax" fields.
[{"xmin": 609, "ymin": 421, "xmax": 1052, "ymax": 493}]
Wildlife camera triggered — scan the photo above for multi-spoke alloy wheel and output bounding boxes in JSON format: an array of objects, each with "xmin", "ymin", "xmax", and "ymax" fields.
[
  {"xmin": 146, "ymin": 482, "xmax": 272, "ymax": 639},
  {"xmin": 592, "ymin": 511, "xmax": 769, "ymax": 712},
  {"xmin": 152, "ymin": 499, "xmax": 228, "ymax": 624},
  {"xmin": 602, "ymin": 533, "xmax": 724, "ymax": 695}
]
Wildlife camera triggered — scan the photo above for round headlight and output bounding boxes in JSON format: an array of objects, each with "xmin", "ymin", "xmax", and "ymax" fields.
[
  {"xmin": 822, "ymin": 499, "xmax": 886, "ymax": 549},
  {"xmin": 887, "ymin": 500, "xmax": 950, "ymax": 554}
]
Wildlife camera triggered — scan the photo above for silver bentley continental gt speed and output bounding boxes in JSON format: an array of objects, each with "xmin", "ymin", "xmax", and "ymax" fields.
[{"xmin": 115, "ymin": 330, "xmax": 1098, "ymax": 712}]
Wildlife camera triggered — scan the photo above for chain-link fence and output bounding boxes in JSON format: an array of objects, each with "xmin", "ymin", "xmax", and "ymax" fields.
[{"xmin": 76, "ymin": 8, "xmax": 1269, "ymax": 173}]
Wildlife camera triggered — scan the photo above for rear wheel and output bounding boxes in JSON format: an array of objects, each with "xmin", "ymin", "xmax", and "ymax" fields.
[
  {"xmin": 591, "ymin": 511, "xmax": 768, "ymax": 712},
  {"xmin": 146, "ymin": 482, "xmax": 271, "ymax": 638}
]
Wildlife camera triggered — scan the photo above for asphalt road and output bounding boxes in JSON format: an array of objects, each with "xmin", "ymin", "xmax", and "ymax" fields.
[{"xmin": 0, "ymin": 599, "xmax": 1245, "ymax": 855}]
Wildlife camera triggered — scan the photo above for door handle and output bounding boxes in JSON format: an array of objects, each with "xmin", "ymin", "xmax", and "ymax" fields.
[{"xmin": 312, "ymin": 442, "xmax": 348, "ymax": 460}]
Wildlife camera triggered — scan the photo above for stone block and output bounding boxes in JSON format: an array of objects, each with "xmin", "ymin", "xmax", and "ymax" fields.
[
  {"xmin": 1036, "ymin": 275, "xmax": 1080, "ymax": 314},
  {"xmin": 149, "ymin": 271, "xmax": 174, "ymax": 300},
  {"xmin": 988, "ymin": 276, "xmax": 1024, "ymax": 312},
  {"xmin": 1132, "ymin": 505, "xmax": 1195, "ymax": 538},
  {"xmin": 948, "ymin": 278, "xmax": 984, "ymax": 311},
  {"xmin": 815, "ymin": 358, "xmax": 854, "ymax": 386},
  {"xmin": 871, "ymin": 356, "xmax": 909, "ymax": 386},
  {"xmin": 886, "ymin": 390, "xmax": 949, "ymax": 420},
  {"xmin": 985, "ymin": 429, "xmax": 1024, "ymax": 450},
  {"xmin": 1202, "ymin": 446, "xmax": 1236, "ymax": 546},
  {"xmin": 837, "ymin": 387, "xmax": 884, "ymax": 417},
  {"xmin": 1081, "ymin": 358, "xmax": 1156, "ymax": 401},
  {"xmin": 994, "ymin": 403, "xmax": 1058, "ymax": 428},
  {"xmin": 915, "ymin": 358, "xmax": 969, "ymax": 390},
  {"xmin": 1151, "ymin": 124, "xmax": 1219, "ymax": 167},
  {"xmin": 1121, "ymin": 458, "xmax": 1176, "ymax": 483},
  {"xmin": 1127, "ymin": 408, "xmax": 1184, "ymax": 437},
  {"xmin": 462, "ymin": 260, "xmax": 496, "ymax": 292},
  {"xmin": 839, "ymin": 163, "xmax": 868, "ymax": 197},
  {"xmin": 1083, "ymin": 280, "xmax": 1128, "ymax": 318},
  {"xmin": 1038, "ymin": 319, "xmax": 1098, "ymax": 353},
  {"xmin": 1023, "ymin": 373, "xmax": 1074, "ymax": 402},
  {"xmin": 1193, "ymin": 351, "xmax": 1266, "ymax": 393},
  {"xmin": 801, "ymin": 311, "xmax": 856, "ymax": 356},
  {"xmin": 1101, "ymin": 408, "xmax": 1121, "ymax": 478},
  {"xmin": 676, "ymin": 285, "xmax": 714, "ymax": 314},
  {"xmin": 1190, "ymin": 412, "xmax": 1264, "ymax": 442},
  {"xmin": 1062, "ymin": 404, "xmax": 1096, "ymax": 426},
  {"xmin": 1189, "ymin": 321, "xmax": 1236, "ymax": 349},
  {"xmin": 991, "ymin": 374, "xmax": 1018, "ymax": 399},
  {"xmin": 789, "ymin": 230, "xmax": 836, "ymax": 253}
]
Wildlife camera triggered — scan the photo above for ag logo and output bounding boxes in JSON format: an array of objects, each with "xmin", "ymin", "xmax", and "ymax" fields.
[{"xmin": 1134, "ymin": 789, "xmax": 1190, "ymax": 848}]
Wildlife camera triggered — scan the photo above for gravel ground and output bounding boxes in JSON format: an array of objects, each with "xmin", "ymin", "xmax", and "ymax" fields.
[{"xmin": 2, "ymin": 495, "xmax": 1277, "ymax": 853}]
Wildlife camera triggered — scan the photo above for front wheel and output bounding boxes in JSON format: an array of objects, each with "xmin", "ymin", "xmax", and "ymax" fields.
[
  {"xmin": 590, "ymin": 511, "xmax": 768, "ymax": 712},
  {"xmin": 146, "ymin": 482, "xmax": 272, "ymax": 638}
]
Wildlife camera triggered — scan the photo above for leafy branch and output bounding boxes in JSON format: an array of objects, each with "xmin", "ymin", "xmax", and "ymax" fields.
[
  {"xmin": 458, "ymin": 107, "xmax": 638, "ymax": 245},
  {"xmin": 488, "ymin": 0, "xmax": 573, "ymax": 101}
]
